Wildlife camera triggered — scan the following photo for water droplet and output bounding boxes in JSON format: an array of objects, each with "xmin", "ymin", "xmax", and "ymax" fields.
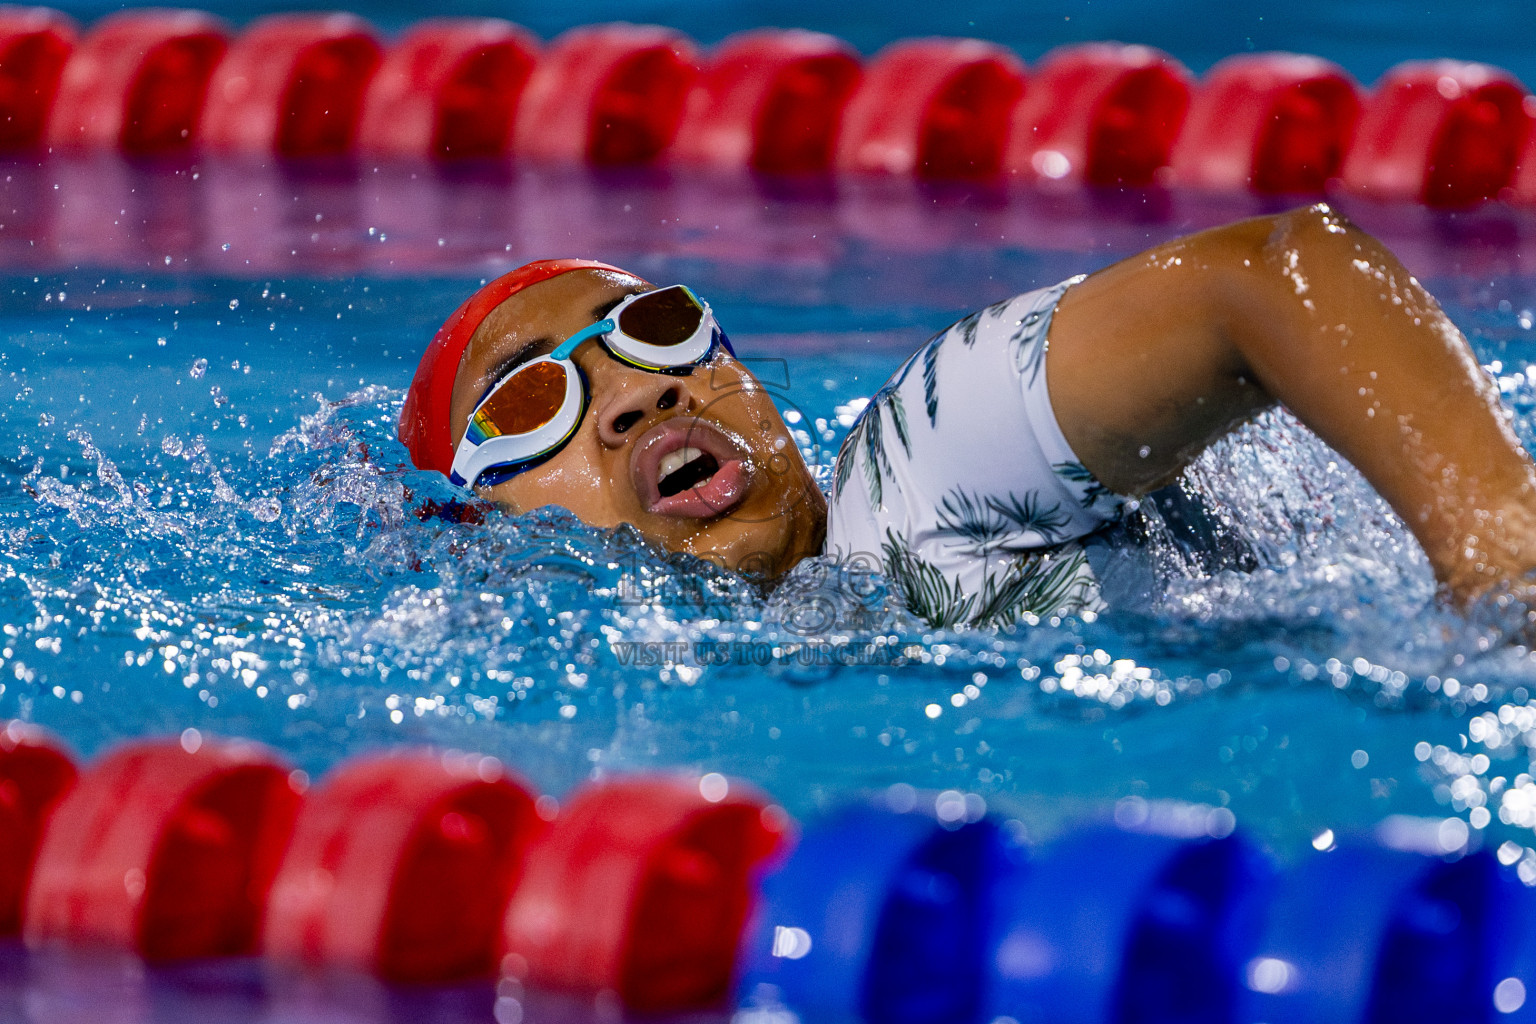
[
  {"xmin": 179, "ymin": 727, "xmax": 201, "ymax": 753},
  {"xmin": 1494, "ymin": 978, "xmax": 1527, "ymax": 1014},
  {"xmin": 249, "ymin": 496, "xmax": 280, "ymax": 522},
  {"xmin": 699, "ymin": 772, "xmax": 729, "ymax": 803}
]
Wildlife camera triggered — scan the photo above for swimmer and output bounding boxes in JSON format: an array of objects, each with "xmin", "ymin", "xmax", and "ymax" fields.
[{"xmin": 399, "ymin": 204, "xmax": 1536, "ymax": 627}]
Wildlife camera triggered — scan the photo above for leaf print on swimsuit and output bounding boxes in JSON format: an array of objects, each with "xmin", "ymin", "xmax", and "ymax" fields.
[
  {"xmin": 834, "ymin": 382, "xmax": 915, "ymax": 508},
  {"xmin": 880, "ymin": 529, "xmax": 977, "ymax": 627},
  {"xmin": 951, "ymin": 296, "xmax": 1013, "ymax": 350},
  {"xmin": 935, "ymin": 488, "xmax": 1071, "ymax": 548},
  {"xmin": 833, "ymin": 434, "xmax": 856, "ymax": 500},
  {"xmin": 985, "ymin": 490, "xmax": 1072, "ymax": 541},
  {"xmin": 1008, "ymin": 279, "xmax": 1081, "ymax": 386},
  {"xmin": 832, "ymin": 406, "xmax": 877, "ymax": 505},
  {"xmin": 935, "ymin": 490, "xmax": 1009, "ymax": 545},
  {"xmin": 1011, "ymin": 307, "xmax": 1049, "ymax": 385},
  {"xmin": 921, "ymin": 296, "xmax": 1014, "ymax": 426},
  {"xmin": 922, "ymin": 337, "xmax": 941, "ymax": 426},
  {"xmin": 881, "ymin": 529, "xmax": 1096, "ymax": 627},
  {"xmin": 970, "ymin": 547, "xmax": 1096, "ymax": 627},
  {"xmin": 885, "ymin": 389, "xmax": 911, "ymax": 458},
  {"xmin": 954, "ymin": 310, "xmax": 983, "ymax": 348},
  {"xmin": 1053, "ymin": 460, "xmax": 1118, "ymax": 512}
]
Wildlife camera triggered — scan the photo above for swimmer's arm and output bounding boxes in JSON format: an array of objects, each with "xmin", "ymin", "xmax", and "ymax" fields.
[{"xmin": 1044, "ymin": 202, "xmax": 1536, "ymax": 604}]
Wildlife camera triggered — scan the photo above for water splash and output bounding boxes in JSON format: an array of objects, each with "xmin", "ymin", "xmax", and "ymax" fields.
[{"xmin": 5, "ymin": 265, "xmax": 1536, "ymax": 847}]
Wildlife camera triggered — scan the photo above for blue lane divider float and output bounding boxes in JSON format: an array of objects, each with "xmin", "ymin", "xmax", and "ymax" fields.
[
  {"xmin": 1241, "ymin": 844, "xmax": 1536, "ymax": 1023},
  {"xmin": 990, "ymin": 823, "xmax": 1272, "ymax": 1024},
  {"xmin": 737, "ymin": 797, "xmax": 1024, "ymax": 1024}
]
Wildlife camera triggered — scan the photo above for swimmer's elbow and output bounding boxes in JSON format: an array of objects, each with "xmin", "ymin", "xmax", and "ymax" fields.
[
  {"xmin": 1178, "ymin": 206, "xmax": 1338, "ymax": 287},
  {"xmin": 1207, "ymin": 204, "xmax": 1371, "ymax": 269},
  {"xmin": 1182, "ymin": 204, "xmax": 1377, "ymax": 346},
  {"xmin": 1263, "ymin": 203, "xmax": 1366, "ymax": 251},
  {"xmin": 1210, "ymin": 203, "xmax": 1390, "ymax": 306}
]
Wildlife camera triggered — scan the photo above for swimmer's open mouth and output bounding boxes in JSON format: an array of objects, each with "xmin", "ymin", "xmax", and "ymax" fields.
[
  {"xmin": 657, "ymin": 448, "xmax": 720, "ymax": 497},
  {"xmin": 633, "ymin": 418, "xmax": 750, "ymax": 519}
]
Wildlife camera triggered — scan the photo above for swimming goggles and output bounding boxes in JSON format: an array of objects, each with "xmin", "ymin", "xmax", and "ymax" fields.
[{"xmin": 449, "ymin": 285, "xmax": 731, "ymax": 488}]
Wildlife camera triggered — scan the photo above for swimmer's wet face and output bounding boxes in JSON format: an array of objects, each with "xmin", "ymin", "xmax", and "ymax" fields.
[{"xmin": 447, "ymin": 268, "xmax": 827, "ymax": 576}]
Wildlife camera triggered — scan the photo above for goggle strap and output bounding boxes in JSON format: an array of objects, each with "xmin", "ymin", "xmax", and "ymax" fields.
[{"xmin": 551, "ymin": 318, "xmax": 614, "ymax": 361}]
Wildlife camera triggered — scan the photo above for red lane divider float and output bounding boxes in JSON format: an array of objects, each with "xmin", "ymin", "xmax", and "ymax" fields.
[
  {"xmin": 1516, "ymin": 129, "xmax": 1536, "ymax": 206},
  {"xmin": 201, "ymin": 12, "xmax": 382, "ymax": 158},
  {"xmin": 24, "ymin": 734, "xmax": 302, "ymax": 960},
  {"xmin": 357, "ymin": 17, "xmax": 538, "ymax": 161},
  {"xmin": 1008, "ymin": 43, "xmax": 1193, "ymax": 187},
  {"xmin": 0, "ymin": 6, "xmax": 75, "ymax": 152},
  {"xmin": 264, "ymin": 749, "xmax": 540, "ymax": 982},
  {"xmin": 836, "ymin": 37, "xmax": 1025, "ymax": 179},
  {"xmin": 672, "ymin": 29, "xmax": 861, "ymax": 175},
  {"xmin": 1169, "ymin": 52, "xmax": 1361, "ymax": 194},
  {"xmin": 0, "ymin": 721, "xmax": 77, "ymax": 935},
  {"xmin": 1343, "ymin": 60, "xmax": 1532, "ymax": 207},
  {"xmin": 45, "ymin": 9, "xmax": 228, "ymax": 155},
  {"xmin": 5, "ymin": 8, "xmax": 1536, "ymax": 206},
  {"xmin": 502, "ymin": 773, "xmax": 788, "ymax": 1012},
  {"xmin": 512, "ymin": 23, "xmax": 697, "ymax": 166}
]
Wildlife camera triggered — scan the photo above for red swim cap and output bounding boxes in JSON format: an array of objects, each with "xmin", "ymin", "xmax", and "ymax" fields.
[{"xmin": 398, "ymin": 258, "xmax": 628, "ymax": 478}]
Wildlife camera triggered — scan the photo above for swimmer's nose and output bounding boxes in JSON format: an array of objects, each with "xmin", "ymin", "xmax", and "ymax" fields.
[{"xmin": 594, "ymin": 375, "xmax": 694, "ymax": 446}]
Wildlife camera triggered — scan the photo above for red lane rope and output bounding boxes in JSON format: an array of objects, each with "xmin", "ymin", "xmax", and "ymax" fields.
[
  {"xmin": 2, "ymin": 10, "xmax": 1535, "ymax": 206},
  {"xmin": 0, "ymin": 722, "xmax": 786, "ymax": 1003}
]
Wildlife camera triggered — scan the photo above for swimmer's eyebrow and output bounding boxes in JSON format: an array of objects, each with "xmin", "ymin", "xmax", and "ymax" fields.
[
  {"xmin": 486, "ymin": 336, "xmax": 555, "ymax": 385},
  {"xmin": 485, "ymin": 288, "xmax": 646, "ymax": 383},
  {"xmin": 591, "ymin": 290, "xmax": 640, "ymax": 321}
]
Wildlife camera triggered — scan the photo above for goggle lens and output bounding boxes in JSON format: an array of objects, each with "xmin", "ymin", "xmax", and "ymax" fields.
[
  {"xmin": 469, "ymin": 360, "xmax": 568, "ymax": 442},
  {"xmin": 617, "ymin": 286, "xmax": 705, "ymax": 348}
]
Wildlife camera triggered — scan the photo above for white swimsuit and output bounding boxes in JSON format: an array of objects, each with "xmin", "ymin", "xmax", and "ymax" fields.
[{"xmin": 824, "ymin": 277, "xmax": 1128, "ymax": 627}]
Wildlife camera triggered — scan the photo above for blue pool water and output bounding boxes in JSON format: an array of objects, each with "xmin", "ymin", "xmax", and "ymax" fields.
[{"xmin": 7, "ymin": 162, "xmax": 1536, "ymax": 870}]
